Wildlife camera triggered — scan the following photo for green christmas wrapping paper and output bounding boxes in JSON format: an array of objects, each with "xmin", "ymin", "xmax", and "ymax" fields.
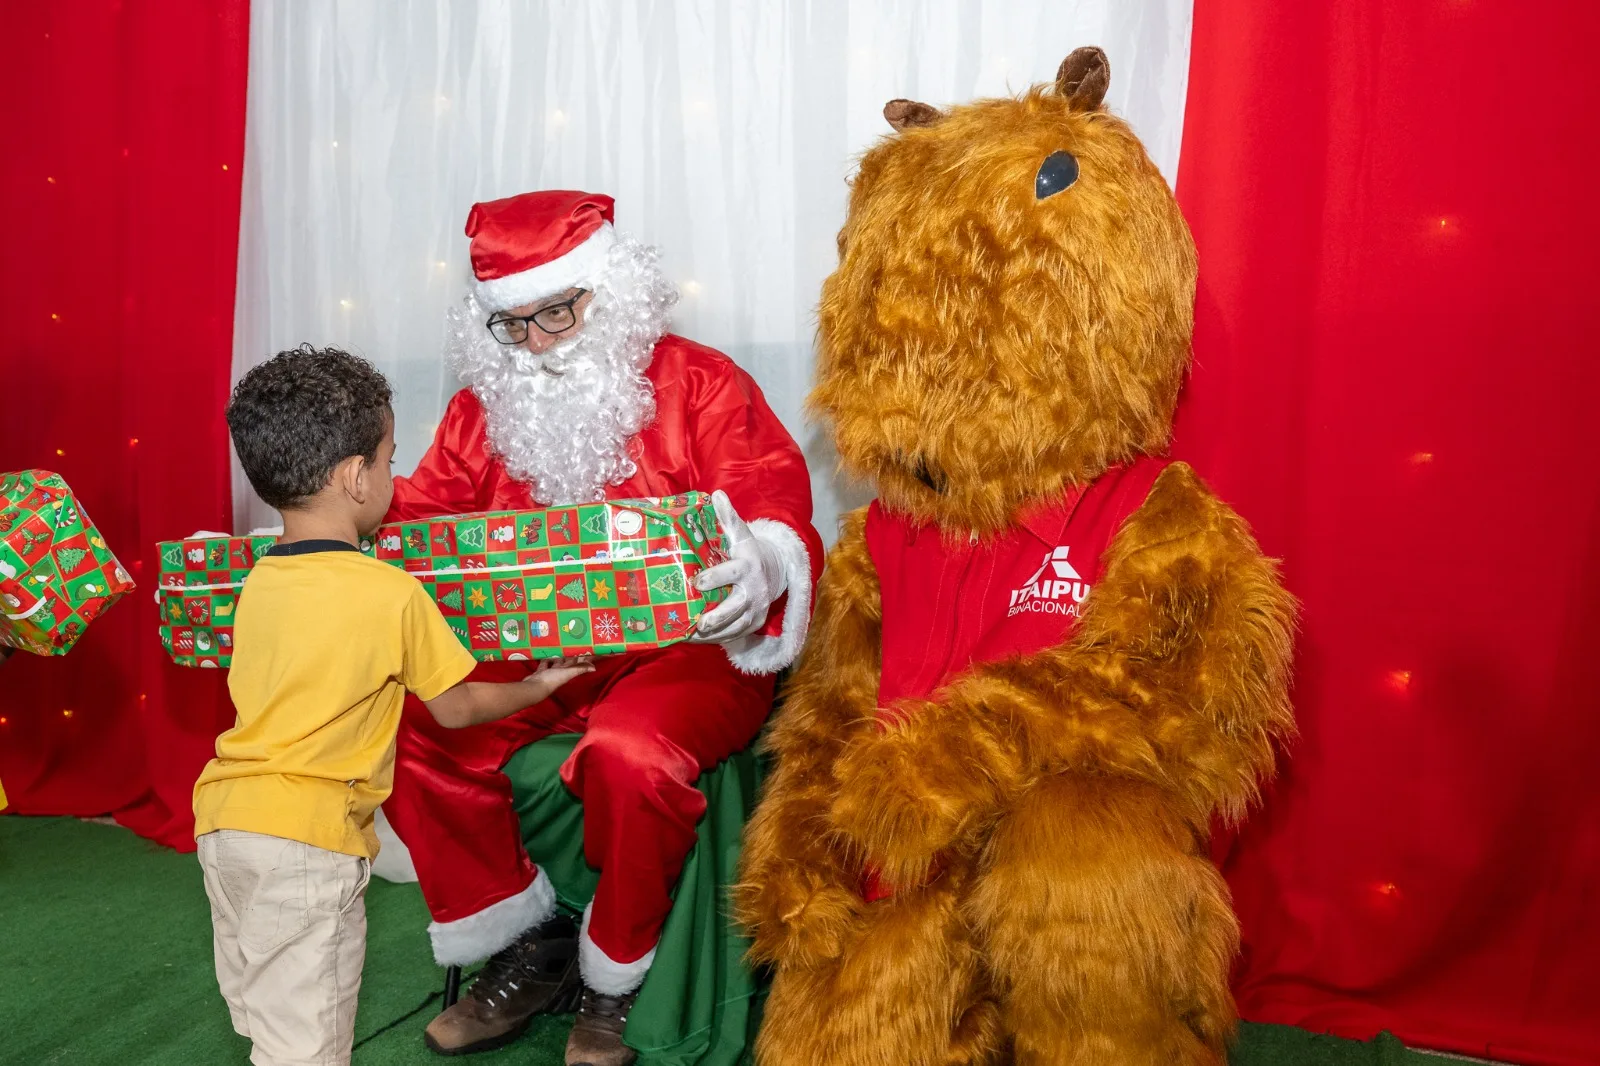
[
  {"xmin": 157, "ymin": 493, "xmax": 729, "ymax": 668},
  {"xmin": 1, "ymin": 470, "xmax": 136, "ymax": 656}
]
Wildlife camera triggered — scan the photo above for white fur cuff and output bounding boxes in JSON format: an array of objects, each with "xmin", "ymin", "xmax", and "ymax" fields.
[
  {"xmin": 427, "ymin": 869, "xmax": 556, "ymax": 966},
  {"xmin": 578, "ymin": 901, "xmax": 657, "ymax": 995},
  {"xmin": 725, "ymin": 518, "xmax": 813, "ymax": 675}
]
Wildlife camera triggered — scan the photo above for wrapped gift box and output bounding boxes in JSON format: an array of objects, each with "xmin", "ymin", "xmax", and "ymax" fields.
[
  {"xmin": 157, "ymin": 493, "xmax": 728, "ymax": 668},
  {"xmin": 1, "ymin": 470, "xmax": 136, "ymax": 656},
  {"xmin": 155, "ymin": 533, "xmax": 277, "ymax": 667}
]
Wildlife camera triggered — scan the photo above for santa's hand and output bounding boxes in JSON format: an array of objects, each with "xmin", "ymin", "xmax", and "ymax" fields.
[{"xmin": 690, "ymin": 491, "xmax": 787, "ymax": 644}]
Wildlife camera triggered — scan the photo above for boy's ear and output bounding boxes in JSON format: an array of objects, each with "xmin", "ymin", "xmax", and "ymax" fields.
[{"xmin": 338, "ymin": 454, "xmax": 369, "ymax": 503}]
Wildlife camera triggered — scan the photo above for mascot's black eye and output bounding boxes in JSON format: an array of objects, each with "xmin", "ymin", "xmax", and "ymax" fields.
[{"xmin": 1035, "ymin": 151, "xmax": 1080, "ymax": 199}]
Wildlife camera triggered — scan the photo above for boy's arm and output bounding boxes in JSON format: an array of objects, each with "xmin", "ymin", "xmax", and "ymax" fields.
[
  {"xmin": 400, "ymin": 581, "xmax": 593, "ymax": 728},
  {"xmin": 423, "ymin": 664, "xmax": 592, "ymax": 729}
]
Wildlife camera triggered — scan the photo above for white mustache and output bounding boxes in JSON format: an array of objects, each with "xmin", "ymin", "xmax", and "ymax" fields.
[{"xmin": 511, "ymin": 335, "xmax": 595, "ymax": 379}]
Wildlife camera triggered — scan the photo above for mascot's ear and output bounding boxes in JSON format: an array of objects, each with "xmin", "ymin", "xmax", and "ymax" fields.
[
  {"xmin": 1056, "ymin": 46, "xmax": 1111, "ymax": 111},
  {"xmin": 884, "ymin": 98, "xmax": 944, "ymax": 132}
]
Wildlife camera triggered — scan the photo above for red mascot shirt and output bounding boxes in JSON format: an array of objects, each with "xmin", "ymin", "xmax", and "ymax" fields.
[{"xmin": 860, "ymin": 455, "xmax": 1170, "ymax": 900}]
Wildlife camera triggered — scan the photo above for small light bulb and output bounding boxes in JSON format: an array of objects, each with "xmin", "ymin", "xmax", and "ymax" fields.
[
  {"xmin": 129, "ymin": 437, "xmax": 139, "ymax": 447},
  {"xmin": 550, "ymin": 109, "xmax": 567, "ymax": 125},
  {"xmin": 55, "ymin": 448, "xmax": 65, "ymax": 457},
  {"xmin": 1410, "ymin": 451, "xmax": 1434, "ymax": 466},
  {"xmin": 683, "ymin": 280, "xmax": 702, "ymax": 296},
  {"xmin": 62, "ymin": 709, "xmax": 74, "ymax": 719},
  {"xmin": 50, "ymin": 312, "xmax": 60, "ymax": 321},
  {"xmin": 340, "ymin": 298, "xmax": 353, "ymax": 309},
  {"xmin": 435, "ymin": 260, "xmax": 448, "ymax": 270},
  {"xmin": 332, "ymin": 140, "xmax": 340, "ymax": 148},
  {"xmin": 1386, "ymin": 669, "xmax": 1413, "ymax": 694},
  {"xmin": 0, "ymin": 716, "xmax": 8, "ymax": 725},
  {"xmin": 46, "ymin": 176, "xmax": 56, "ymax": 184},
  {"xmin": 221, "ymin": 164, "xmax": 229, "ymax": 171}
]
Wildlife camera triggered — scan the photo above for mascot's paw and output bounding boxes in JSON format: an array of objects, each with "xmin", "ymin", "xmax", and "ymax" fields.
[
  {"xmin": 734, "ymin": 865, "xmax": 861, "ymax": 967},
  {"xmin": 829, "ymin": 712, "xmax": 998, "ymax": 884}
]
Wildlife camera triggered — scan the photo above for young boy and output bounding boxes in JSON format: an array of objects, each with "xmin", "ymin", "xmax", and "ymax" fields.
[{"xmin": 194, "ymin": 346, "xmax": 592, "ymax": 1066}]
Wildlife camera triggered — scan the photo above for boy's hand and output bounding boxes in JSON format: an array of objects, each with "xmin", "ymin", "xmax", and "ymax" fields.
[{"xmin": 526, "ymin": 655, "xmax": 595, "ymax": 695}]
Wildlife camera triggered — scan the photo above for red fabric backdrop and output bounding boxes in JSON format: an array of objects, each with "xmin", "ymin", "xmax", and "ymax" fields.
[
  {"xmin": 0, "ymin": 1, "xmax": 250, "ymax": 849},
  {"xmin": 1175, "ymin": 1, "xmax": 1600, "ymax": 1063}
]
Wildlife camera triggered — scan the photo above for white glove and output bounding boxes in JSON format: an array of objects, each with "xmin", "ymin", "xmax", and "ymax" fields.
[{"xmin": 690, "ymin": 491, "xmax": 788, "ymax": 645}]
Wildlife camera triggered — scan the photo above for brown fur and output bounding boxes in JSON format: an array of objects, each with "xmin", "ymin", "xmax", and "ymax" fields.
[{"xmin": 738, "ymin": 51, "xmax": 1296, "ymax": 1066}]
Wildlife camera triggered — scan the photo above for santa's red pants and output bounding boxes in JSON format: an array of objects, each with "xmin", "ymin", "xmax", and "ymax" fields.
[{"xmin": 385, "ymin": 642, "xmax": 773, "ymax": 974}]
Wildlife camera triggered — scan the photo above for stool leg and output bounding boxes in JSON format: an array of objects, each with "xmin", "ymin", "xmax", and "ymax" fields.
[{"xmin": 443, "ymin": 964, "xmax": 462, "ymax": 1008}]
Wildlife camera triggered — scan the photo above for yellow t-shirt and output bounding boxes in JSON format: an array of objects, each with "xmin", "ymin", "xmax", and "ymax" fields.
[{"xmin": 193, "ymin": 541, "xmax": 476, "ymax": 859}]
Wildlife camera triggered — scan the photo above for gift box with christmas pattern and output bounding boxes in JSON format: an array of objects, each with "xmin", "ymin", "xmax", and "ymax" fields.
[
  {"xmin": 155, "ymin": 532, "xmax": 278, "ymax": 667},
  {"xmin": 0, "ymin": 469, "xmax": 137, "ymax": 655},
  {"xmin": 373, "ymin": 493, "xmax": 729, "ymax": 661},
  {"xmin": 156, "ymin": 493, "xmax": 729, "ymax": 667}
]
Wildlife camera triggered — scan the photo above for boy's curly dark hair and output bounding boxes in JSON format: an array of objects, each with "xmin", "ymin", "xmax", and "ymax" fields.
[{"xmin": 227, "ymin": 345, "xmax": 393, "ymax": 510}]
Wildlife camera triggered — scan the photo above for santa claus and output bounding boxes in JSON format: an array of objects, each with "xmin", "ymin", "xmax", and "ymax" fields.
[{"xmin": 382, "ymin": 190, "xmax": 822, "ymax": 1065}]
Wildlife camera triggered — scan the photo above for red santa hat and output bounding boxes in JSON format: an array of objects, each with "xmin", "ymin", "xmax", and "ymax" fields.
[{"xmin": 465, "ymin": 190, "xmax": 618, "ymax": 312}]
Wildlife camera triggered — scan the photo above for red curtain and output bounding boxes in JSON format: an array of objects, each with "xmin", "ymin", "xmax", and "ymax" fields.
[
  {"xmin": 0, "ymin": 1, "xmax": 250, "ymax": 850},
  {"xmin": 1176, "ymin": 1, "xmax": 1600, "ymax": 1063}
]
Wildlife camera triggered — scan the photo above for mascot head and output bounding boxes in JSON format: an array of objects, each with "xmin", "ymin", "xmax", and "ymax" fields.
[{"xmin": 811, "ymin": 47, "xmax": 1197, "ymax": 535}]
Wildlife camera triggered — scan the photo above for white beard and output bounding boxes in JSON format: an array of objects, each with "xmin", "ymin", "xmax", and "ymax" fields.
[{"xmin": 446, "ymin": 236, "xmax": 678, "ymax": 505}]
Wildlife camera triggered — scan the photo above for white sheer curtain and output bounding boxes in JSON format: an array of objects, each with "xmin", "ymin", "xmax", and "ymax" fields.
[{"xmin": 233, "ymin": 0, "xmax": 1193, "ymax": 543}]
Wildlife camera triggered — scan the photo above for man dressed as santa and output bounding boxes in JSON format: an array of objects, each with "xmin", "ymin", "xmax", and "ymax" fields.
[{"xmin": 383, "ymin": 190, "xmax": 822, "ymax": 1065}]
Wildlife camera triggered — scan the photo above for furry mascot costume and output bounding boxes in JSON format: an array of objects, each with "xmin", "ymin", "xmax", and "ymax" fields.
[{"xmin": 736, "ymin": 48, "xmax": 1297, "ymax": 1066}]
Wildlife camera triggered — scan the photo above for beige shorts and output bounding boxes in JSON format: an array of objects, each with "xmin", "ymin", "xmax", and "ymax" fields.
[{"xmin": 198, "ymin": 829, "xmax": 371, "ymax": 1066}]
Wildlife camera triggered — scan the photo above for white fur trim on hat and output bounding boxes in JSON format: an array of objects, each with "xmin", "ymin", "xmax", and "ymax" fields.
[
  {"xmin": 578, "ymin": 900, "xmax": 657, "ymax": 995},
  {"xmin": 426, "ymin": 869, "xmax": 557, "ymax": 966},
  {"xmin": 725, "ymin": 518, "xmax": 813, "ymax": 675},
  {"xmin": 474, "ymin": 223, "xmax": 618, "ymax": 311}
]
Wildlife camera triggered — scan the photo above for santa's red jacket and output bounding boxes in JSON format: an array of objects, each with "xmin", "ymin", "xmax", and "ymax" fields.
[{"xmin": 388, "ymin": 334, "xmax": 821, "ymax": 666}]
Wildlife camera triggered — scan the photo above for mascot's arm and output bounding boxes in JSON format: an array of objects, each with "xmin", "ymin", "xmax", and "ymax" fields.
[
  {"xmin": 830, "ymin": 463, "xmax": 1297, "ymax": 886},
  {"xmin": 734, "ymin": 508, "xmax": 879, "ymax": 967},
  {"xmin": 386, "ymin": 390, "xmax": 488, "ymax": 522}
]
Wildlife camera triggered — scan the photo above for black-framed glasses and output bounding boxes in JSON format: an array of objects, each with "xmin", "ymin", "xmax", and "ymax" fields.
[{"xmin": 486, "ymin": 289, "xmax": 589, "ymax": 345}]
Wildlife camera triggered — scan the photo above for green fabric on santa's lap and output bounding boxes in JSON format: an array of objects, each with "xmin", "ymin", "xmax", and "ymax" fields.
[{"xmin": 504, "ymin": 732, "xmax": 766, "ymax": 1066}]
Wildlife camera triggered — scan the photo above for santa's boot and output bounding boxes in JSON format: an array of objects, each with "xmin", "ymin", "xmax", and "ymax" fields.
[
  {"xmin": 565, "ymin": 985, "xmax": 639, "ymax": 1066},
  {"xmin": 423, "ymin": 912, "xmax": 581, "ymax": 1055}
]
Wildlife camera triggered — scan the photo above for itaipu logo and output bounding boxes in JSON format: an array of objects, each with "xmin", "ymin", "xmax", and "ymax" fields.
[{"xmin": 1007, "ymin": 546, "xmax": 1090, "ymax": 618}]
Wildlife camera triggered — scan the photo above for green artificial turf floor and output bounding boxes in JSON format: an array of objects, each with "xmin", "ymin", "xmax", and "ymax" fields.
[{"xmin": 0, "ymin": 815, "xmax": 1451, "ymax": 1065}]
